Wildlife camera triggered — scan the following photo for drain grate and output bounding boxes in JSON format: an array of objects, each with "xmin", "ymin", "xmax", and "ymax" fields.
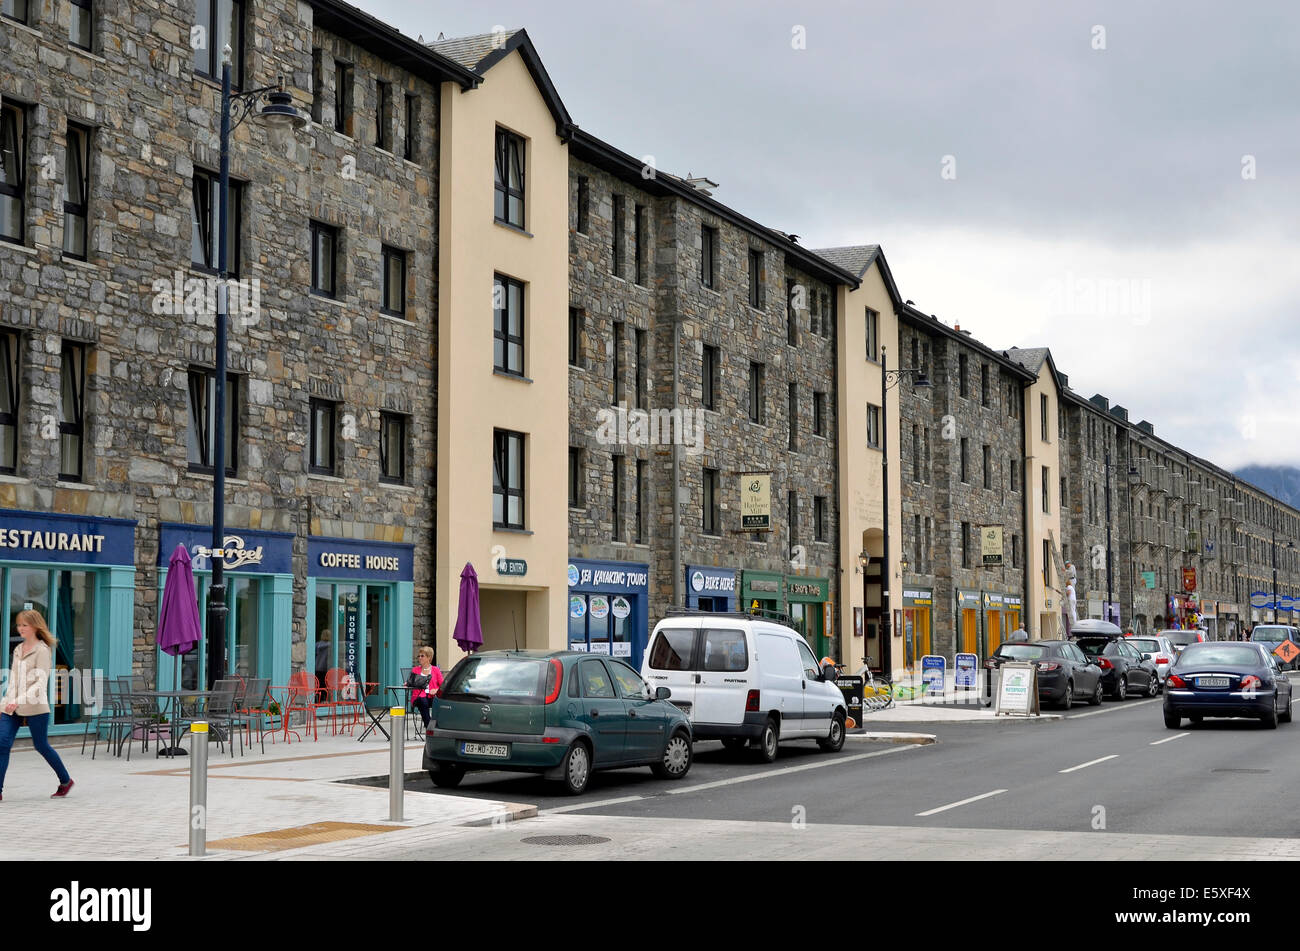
[
  {"xmin": 1211, "ymin": 768, "xmax": 1270, "ymax": 774},
  {"xmin": 520, "ymin": 834, "xmax": 611, "ymax": 847}
]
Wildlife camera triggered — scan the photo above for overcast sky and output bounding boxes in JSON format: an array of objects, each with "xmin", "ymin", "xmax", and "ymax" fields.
[{"xmin": 355, "ymin": 0, "xmax": 1300, "ymax": 470}]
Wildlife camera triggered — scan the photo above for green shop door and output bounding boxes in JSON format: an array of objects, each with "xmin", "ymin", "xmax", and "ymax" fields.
[{"xmin": 785, "ymin": 577, "xmax": 830, "ymax": 659}]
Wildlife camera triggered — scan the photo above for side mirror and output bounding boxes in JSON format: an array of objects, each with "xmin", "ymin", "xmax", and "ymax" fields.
[
  {"xmin": 1142, "ymin": 653, "xmax": 1153, "ymax": 661},
  {"xmin": 655, "ymin": 687, "xmax": 672, "ymax": 701}
]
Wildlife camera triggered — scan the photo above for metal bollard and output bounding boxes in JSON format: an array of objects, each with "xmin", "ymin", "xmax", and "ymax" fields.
[
  {"xmin": 389, "ymin": 707, "xmax": 404, "ymax": 822},
  {"xmin": 189, "ymin": 721, "xmax": 209, "ymax": 856}
]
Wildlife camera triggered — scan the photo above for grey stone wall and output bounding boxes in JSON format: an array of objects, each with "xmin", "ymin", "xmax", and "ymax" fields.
[
  {"xmin": 0, "ymin": 0, "xmax": 439, "ymax": 679},
  {"xmin": 567, "ymin": 160, "xmax": 841, "ymax": 641}
]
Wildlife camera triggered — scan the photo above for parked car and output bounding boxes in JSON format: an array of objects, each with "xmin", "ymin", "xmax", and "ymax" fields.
[
  {"xmin": 1126, "ymin": 634, "xmax": 1178, "ymax": 683},
  {"xmin": 1245, "ymin": 625, "xmax": 1300, "ymax": 670},
  {"xmin": 1075, "ymin": 631, "xmax": 1160, "ymax": 699},
  {"xmin": 1165, "ymin": 629, "xmax": 1206, "ymax": 654},
  {"xmin": 987, "ymin": 640, "xmax": 1103, "ymax": 708},
  {"xmin": 642, "ymin": 613, "xmax": 847, "ymax": 762},
  {"xmin": 1164, "ymin": 642, "xmax": 1293, "ymax": 729},
  {"xmin": 423, "ymin": 650, "xmax": 694, "ymax": 795}
]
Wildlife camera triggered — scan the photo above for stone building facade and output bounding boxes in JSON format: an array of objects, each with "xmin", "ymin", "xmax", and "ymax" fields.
[
  {"xmin": 566, "ymin": 134, "xmax": 855, "ymax": 663},
  {"xmin": 0, "ymin": 0, "xmax": 471, "ymax": 721},
  {"xmin": 896, "ymin": 311, "xmax": 1032, "ymax": 659}
]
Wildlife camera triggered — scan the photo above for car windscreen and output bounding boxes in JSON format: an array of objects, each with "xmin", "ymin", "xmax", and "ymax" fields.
[
  {"xmin": 1128, "ymin": 639, "xmax": 1161, "ymax": 653},
  {"xmin": 1250, "ymin": 627, "xmax": 1290, "ymax": 643},
  {"xmin": 994, "ymin": 644, "xmax": 1049, "ymax": 661},
  {"xmin": 440, "ymin": 657, "xmax": 546, "ymax": 704},
  {"xmin": 1168, "ymin": 631, "xmax": 1203, "ymax": 645},
  {"xmin": 1175, "ymin": 645, "xmax": 1263, "ymax": 667},
  {"xmin": 1075, "ymin": 638, "xmax": 1113, "ymax": 656}
]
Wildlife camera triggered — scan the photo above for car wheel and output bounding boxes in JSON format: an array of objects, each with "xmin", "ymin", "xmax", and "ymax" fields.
[
  {"xmin": 1113, "ymin": 676, "xmax": 1128, "ymax": 701},
  {"xmin": 1089, "ymin": 682, "xmax": 1104, "ymax": 706},
  {"xmin": 652, "ymin": 730, "xmax": 693, "ymax": 780},
  {"xmin": 559, "ymin": 741, "xmax": 592, "ymax": 795},
  {"xmin": 818, "ymin": 712, "xmax": 847, "ymax": 752},
  {"xmin": 1163, "ymin": 711, "xmax": 1181, "ymax": 729},
  {"xmin": 1281, "ymin": 694, "xmax": 1293, "ymax": 724},
  {"xmin": 1261, "ymin": 698, "xmax": 1279, "ymax": 730},
  {"xmin": 720, "ymin": 736, "xmax": 748, "ymax": 753},
  {"xmin": 1060, "ymin": 681, "xmax": 1073, "ymax": 711},
  {"xmin": 757, "ymin": 717, "xmax": 779, "ymax": 763},
  {"xmin": 1147, "ymin": 673, "xmax": 1160, "ymax": 697},
  {"xmin": 428, "ymin": 763, "xmax": 465, "ymax": 789}
]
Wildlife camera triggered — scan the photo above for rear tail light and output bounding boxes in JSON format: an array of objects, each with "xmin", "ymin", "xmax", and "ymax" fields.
[
  {"xmin": 1037, "ymin": 663, "xmax": 1060, "ymax": 671},
  {"xmin": 745, "ymin": 689, "xmax": 760, "ymax": 712},
  {"xmin": 1240, "ymin": 675, "xmax": 1262, "ymax": 690},
  {"xmin": 1156, "ymin": 657, "xmax": 1169, "ymax": 664},
  {"xmin": 1096, "ymin": 658, "xmax": 1113, "ymax": 670},
  {"xmin": 1168, "ymin": 674, "xmax": 1187, "ymax": 688},
  {"xmin": 544, "ymin": 658, "xmax": 563, "ymax": 704}
]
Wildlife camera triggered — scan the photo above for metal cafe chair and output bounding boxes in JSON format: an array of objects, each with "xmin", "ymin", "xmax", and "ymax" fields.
[
  {"xmin": 81, "ymin": 681, "xmax": 134, "ymax": 760},
  {"xmin": 208, "ymin": 681, "xmax": 245, "ymax": 757}
]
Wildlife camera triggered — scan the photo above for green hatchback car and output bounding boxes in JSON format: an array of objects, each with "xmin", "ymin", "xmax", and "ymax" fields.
[{"xmin": 423, "ymin": 650, "xmax": 694, "ymax": 795}]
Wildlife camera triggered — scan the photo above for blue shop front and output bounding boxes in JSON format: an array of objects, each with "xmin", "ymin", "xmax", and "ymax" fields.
[
  {"xmin": 685, "ymin": 565, "xmax": 737, "ymax": 611},
  {"xmin": 0, "ymin": 508, "xmax": 136, "ymax": 735},
  {"xmin": 156, "ymin": 523, "xmax": 293, "ymax": 691},
  {"xmin": 567, "ymin": 558, "xmax": 650, "ymax": 668},
  {"xmin": 306, "ymin": 536, "xmax": 414, "ymax": 706}
]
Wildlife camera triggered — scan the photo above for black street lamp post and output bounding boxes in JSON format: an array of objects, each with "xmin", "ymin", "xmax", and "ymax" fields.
[
  {"xmin": 878, "ymin": 345, "xmax": 930, "ymax": 676},
  {"xmin": 206, "ymin": 46, "xmax": 306, "ymax": 688}
]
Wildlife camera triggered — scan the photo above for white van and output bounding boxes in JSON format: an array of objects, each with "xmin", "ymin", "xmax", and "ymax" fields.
[{"xmin": 641, "ymin": 614, "xmax": 847, "ymax": 762}]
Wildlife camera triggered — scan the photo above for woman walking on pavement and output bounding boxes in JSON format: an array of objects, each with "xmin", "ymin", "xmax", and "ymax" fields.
[{"xmin": 0, "ymin": 609, "xmax": 73, "ymax": 800}]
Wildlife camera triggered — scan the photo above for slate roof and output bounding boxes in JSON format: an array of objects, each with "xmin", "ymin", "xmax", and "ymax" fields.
[
  {"xmin": 1003, "ymin": 346, "xmax": 1049, "ymax": 374},
  {"xmin": 428, "ymin": 31, "xmax": 522, "ymax": 73},
  {"xmin": 811, "ymin": 245, "xmax": 880, "ymax": 279}
]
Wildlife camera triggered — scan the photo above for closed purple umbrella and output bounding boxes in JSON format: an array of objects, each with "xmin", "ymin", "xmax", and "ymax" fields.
[
  {"xmin": 159, "ymin": 543, "xmax": 202, "ymax": 682},
  {"xmin": 453, "ymin": 563, "xmax": 483, "ymax": 654}
]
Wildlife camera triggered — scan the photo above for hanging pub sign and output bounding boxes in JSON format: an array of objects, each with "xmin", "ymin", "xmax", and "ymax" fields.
[
  {"xmin": 981, "ymin": 526, "xmax": 1004, "ymax": 566},
  {"xmin": 1182, "ymin": 567, "xmax": 1197, "ymax": 593},
  {"xmin": 739, "ymin": 472, "xmax": 771, "ymax": 531}
]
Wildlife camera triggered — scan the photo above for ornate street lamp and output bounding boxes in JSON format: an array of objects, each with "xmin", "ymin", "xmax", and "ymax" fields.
[{"xmin": 206, "ymin": 47, "xmax": 307, "ymax": 687}]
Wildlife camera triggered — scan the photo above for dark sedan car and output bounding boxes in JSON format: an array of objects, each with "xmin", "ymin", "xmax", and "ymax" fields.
[
  {"xmin": 1075, "ymin": 634, "xmax": 1160, "ymax": 700},
  {"xmin": 986, "ymin": 640, "xmax": 1103, "ymax": 709},
  {"xmin": 1164, "ymin": 642, "xmax": 1293, "ymax": 729}
]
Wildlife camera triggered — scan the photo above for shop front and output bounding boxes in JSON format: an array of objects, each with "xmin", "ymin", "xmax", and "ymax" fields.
[
  {"xmin": 955, "ymin": 589, "xmax": 978, "ymax": 656},
  {"xmin": 786, "ymin": 576, "xmax": 830, "ymax": 659},
  {"xmin": 901, "ymin": 587, "xmax": 933, "ymax": 669},
  {"xmin": 1005, "ymin": 595, "xmax": 1023, "ymax": 636},
  {"xmin": 307, "ymin": 536, "xmax": 415, "ymax": 705},
  {"xmin": 567, "ymin": 559, "xmax": 650, "ymax": 668},
  {"xmin": 0, "ymin": 508, "xmax": 136, "ymax": 734},
  {"xmin": 156, "ymin": 523, "xmax": 293, "ymax": 691},
  {"xmin": 981, "ymin": 591, "xmax": 1003, "ymax": 657},
  {"xmin": 740, "ymin": 570, "xmax": 783, "ymax": 618},
  {"xmin": 685, "ymin": 565, "xmax": 737, "ymax": 612}
]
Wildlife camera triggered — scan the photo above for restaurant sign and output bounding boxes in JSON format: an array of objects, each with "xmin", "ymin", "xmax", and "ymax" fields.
[{"xmin": 739, "ymin": 473, "xmax": 771, "ymax": 531}]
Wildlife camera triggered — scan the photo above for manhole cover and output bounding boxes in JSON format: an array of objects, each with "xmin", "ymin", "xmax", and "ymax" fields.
[
  {"xmin": 1211, "ymin": 768, "xmax": 1270, "ymax": 774},
  {"xmin": 519, "ymin": 834, "xmax": 611, "ymax": 847}
]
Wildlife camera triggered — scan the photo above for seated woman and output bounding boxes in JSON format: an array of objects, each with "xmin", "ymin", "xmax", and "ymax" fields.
[{"xmin": 407, "ymin": 647, "xmax": 443, "ymax": 728}]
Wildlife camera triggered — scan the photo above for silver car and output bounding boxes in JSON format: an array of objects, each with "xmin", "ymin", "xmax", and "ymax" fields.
[{"xmin": 1127, "ymin": 634, "xmax": 1177, "ymax": 683}]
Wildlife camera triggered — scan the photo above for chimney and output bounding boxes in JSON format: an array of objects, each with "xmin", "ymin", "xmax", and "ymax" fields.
[
  {"xmin": 1137, "ymin": 420, "xmax": 1155, "ymax": 436},
  {"xmin": 1089, "ymin": 394, "xmax": 1109, "ymax": 412},
  {"xmin": 1109, "ymin": 404, "xmax": 1129, "ymax": 422}
]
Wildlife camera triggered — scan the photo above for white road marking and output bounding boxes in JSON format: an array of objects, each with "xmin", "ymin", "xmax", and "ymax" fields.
[
  {"xmin": 1059, "ymin": 754, "xmax": 1119, "ymax": 773},
  {"xmin": 1064, "ymin": 698, "xmax": 1160, "ymax": 719},
  {"xmin": 915, "ymin": 788, "xmax": 1007, "ymax": 817},
  {"xmin": 1150, "ymin": 732, "xmax": 1191, "ymax": 745},
  {"xmin": 540, "ymin": 744, "xmax": 918, "ymax": 815}
]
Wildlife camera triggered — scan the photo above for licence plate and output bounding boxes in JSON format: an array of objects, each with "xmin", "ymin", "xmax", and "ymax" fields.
[
  {"xmin": 461, "ymin": 741, "xmax": 509, "ymax": 757},
  {"xmin": 1196, "ymin": 677, "xmax": 1229, "ymax": 688}
]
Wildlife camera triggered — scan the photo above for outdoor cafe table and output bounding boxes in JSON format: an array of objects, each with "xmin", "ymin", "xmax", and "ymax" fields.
[
  {"xmin": 138, "ymin": 690, "xmax": 216, "ymax": 758},
  {"xmin": 386, "ymin": 684, "xmax": 424, "ymax": 741},
  {"xmin": 354, "ymin": 681, "xmax": 393, "ymax": 742}
]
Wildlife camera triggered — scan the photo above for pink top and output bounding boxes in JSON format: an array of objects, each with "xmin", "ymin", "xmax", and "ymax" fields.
[{"xmin": 412, "ymin": 665, "xmax": 443, "ymax": 700}]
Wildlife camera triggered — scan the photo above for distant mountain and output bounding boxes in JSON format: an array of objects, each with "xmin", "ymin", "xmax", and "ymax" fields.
[{"xmin": 1235, "ymin": 465, "xmax": 1300, "ymax": 510}]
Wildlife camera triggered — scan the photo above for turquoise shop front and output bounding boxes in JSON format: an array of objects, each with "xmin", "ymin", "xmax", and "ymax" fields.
[
  {"xmin": 156, "ymin": 523, "xmax": 293, "ymax": 691},
  {"xmin": 0, "ymin": 508, "xmax": 137, "ymax": 736}
]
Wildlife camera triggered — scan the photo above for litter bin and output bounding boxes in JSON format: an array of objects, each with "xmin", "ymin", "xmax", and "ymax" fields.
[{"xmin": 835, "ymin": 675, "xmax": 865, "ymax": 731}]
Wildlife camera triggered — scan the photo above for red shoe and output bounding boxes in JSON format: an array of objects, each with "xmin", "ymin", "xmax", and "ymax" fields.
[{"xmin": 51, "ymin": 780, "xmax": 73, "ymax": 799}]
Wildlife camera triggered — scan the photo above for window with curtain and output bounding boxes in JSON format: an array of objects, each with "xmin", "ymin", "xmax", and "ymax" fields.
[
  {"xmin": 191, "ymin": 170, "xmax": 241, "ymax": 275},
  {"xmin": 69, "ymin": 0, "xmax": 93, "ymax": 49},
  {"xmin": 58, "ymin": 342, "xmax": 86, "ymax": 482},
  {"xmin": 493, "ymin": 429, "xmax": 525, "ymax": 529},
  {"xmin": 62, "ymin": 124, "xmax": 91, "ymax": 259},
  {"xmin": 0, "ymin": 332, "xmax": 19, "ymax": 474},
  {"xmin": 193, "ymin": 0, "xmax": 244, "ymax": 87},
  {"xmin": 186, "ymin": 367, "xmax": 237, "ymax": 475},
  {"xmin": 494, "ymin": 128, "xmax": 525, "ymax": 227},
  {"xmin": 309, "ymin": 398, "xmax": 337, "ymax": 475},
  {"xmin": 378, "ymin": 412, "xmax": 405, "ymax": 484},
  {"xmin": 494, "ymin": 274, "xmax": 525, "ymax": 376},
  {"xmin": 0, "ymin": 102, "xmax": 26, "ymax": 245}
]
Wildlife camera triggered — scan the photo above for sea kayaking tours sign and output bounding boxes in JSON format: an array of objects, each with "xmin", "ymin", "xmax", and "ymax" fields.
[
  {"xmin": 567, "ymin": 560, "xmax": 650, "ymax": 593},
  {"xmin": 0, "ymin": 509, "xmax": 136, "ymax": 566},
  {"xmin": 159, "ymin": 523, "xmax": 293, "ymax": 575}
]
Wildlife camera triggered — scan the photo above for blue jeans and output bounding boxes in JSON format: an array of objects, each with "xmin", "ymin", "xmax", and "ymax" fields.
[
  {"xmin": 414, "ymin": 697, "xmax": 432, "ymax": 728},
  {"xmin": 0, "ymin": 712, "xmax": 71, "ymax": 792}
]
